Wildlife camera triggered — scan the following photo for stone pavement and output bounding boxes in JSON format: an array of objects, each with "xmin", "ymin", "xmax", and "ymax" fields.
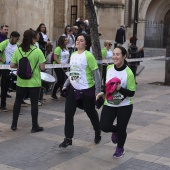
[{"xmin": 0, "ymin": 59, "xmax": 170, "ymax": 170}]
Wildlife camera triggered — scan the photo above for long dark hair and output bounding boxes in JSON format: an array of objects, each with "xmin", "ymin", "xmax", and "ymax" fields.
[
  {"xmin": 75, "ymin": 33, "xmax": 91, "ymax": 51},
  {"xmin": 58, "ymin": 36, "xmax": 67, "ymax": 51},
  {"xmin": 36, "ymin": 23, "xmax": 47, "ymax": 34},
  {"xmin": 64, "ymin": 25, "xmax": 71, "ymax": 35},
  {"xmin": 114, "ymin": 46, "xmax": 128, "ymax": 65},
  {"xmin": 20, "ymin": 30, "xmax": 36, "ymax": 52}
]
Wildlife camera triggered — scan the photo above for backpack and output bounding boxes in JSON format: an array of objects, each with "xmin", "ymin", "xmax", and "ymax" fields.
[
  {"xmin": 51, "ymin": 52, "xmax": 54, "ymax": 64},
  {"xmin": 17, "ymin": 48, "xmax": 38, "ymax": 79}
]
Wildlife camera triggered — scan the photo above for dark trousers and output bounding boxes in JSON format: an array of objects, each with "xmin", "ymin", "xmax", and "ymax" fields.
[
  {"xmin": 12, "ymin": 86, "xmax": 41, "ymax": 127},
  {"xmin": 102, "ymin": 65, "xmax": 107, "ymax": 87},
  {"xmin": 64, "ymin": 88, "xmax": 100, "ymax": 139},
  {"xmin": 129, "ymin": 65, "xmax": 137, "ymax": 78},
  {"xmin": 52, "ymin": 68, "xmax": 66, "ymax": 96},
  {"xmin": 1, "ymin": 70, "xmax": 10, "ymax": 107},
  {"xmin": 100, "ymin": 105, "xmax": 133, "ymax": 148}
]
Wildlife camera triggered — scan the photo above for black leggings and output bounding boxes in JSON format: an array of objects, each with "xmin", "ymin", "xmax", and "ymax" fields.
[
  {"xmin": 100, "ymin": 105, "xmax": 133, "ymax": 148},
  {"xmin": 52, "ymin": 68, "xmax": 66, "ymax": 96},
  {"xmin": 64, "ymin": 87, "xmax": 100, "ymax": 139}
]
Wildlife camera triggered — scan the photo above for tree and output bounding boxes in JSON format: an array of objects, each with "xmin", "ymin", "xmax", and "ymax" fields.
[
  {"xmin": 84, "ymin": 0, "xmax": 102, "ymax": 73},
  {"xmin": 165, "ymin": 27, "xmax": 170, "ymax": 85}
]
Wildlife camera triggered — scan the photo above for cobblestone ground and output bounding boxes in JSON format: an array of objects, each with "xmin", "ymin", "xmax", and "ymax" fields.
[{"xmin": 0, "ymin": 59, "xmax": 170, "ymax": 170}]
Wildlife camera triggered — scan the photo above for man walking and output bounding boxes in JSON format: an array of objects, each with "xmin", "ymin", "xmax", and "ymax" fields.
[{"xmin": 115, "ymin": 25, "xmax": 126, "ymax": 46}]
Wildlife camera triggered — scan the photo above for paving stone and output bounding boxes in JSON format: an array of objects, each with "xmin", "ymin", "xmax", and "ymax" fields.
[
  {"xmin": 50, "ymin": 155, "xmax": 118, "ymax": 170},
  {"xmin": 112, "ymin": 158, "xmax": 170, "ymax": 170},
  {"xmin": 151, "ymin": 93, "xmax": 170, "ymax": 102},
  {"xmin": 125, "ymin": 138, "xmax": 154, "ymax": 152},
  {"xmin": 144, "ymin": 137, "xmax": 170, "ymax": 158},
  {"xmin": 129, "ymin": 111, "xmax": 164, "ymax": 126},
  {"xmin": 0, "ymin": 135, "xmax": 89, "ymax": 170},
  {"xmin": 134, "ymin": 101, "xmax": 169, "ymax": 113}
]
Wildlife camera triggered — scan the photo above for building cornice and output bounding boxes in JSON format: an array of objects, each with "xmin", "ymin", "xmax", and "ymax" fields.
[{"xmin": 94, "ymin": 1, "xmax": 124, "ymax": 9}]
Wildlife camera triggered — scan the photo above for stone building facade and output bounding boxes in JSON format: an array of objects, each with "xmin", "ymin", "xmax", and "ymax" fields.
[{"xmin": 0, "ymin": 0, "xmax": 170, "ymax": 49}]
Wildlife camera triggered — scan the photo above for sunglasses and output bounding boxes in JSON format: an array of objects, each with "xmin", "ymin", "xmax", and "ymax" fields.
[{"xmin": 109, "ymin": 44, "xmax": 112, "ymax": 46}]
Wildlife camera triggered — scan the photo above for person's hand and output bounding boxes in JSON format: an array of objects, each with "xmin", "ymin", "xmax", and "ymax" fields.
[
  {"xmin": 116, "ymin": 83, "xmax": 121, "ymax": 91},
  {"xmin": 62, "ymin": 87, "xmax": 67, "ymax": 91},
  {"xmin": 47, "ymin": 41, "xmax": 51, "ymax": 45},
  {"xmin": 96, "ymin": 92, "xmax": 104, "ymax": 101}
]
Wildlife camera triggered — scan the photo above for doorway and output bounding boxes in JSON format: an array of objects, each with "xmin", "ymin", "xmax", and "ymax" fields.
[{"xmin": 163, "ymin": 10, "xmax": 170, "ymax": 48}]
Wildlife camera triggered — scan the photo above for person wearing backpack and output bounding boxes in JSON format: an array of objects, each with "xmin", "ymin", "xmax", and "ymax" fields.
[
  {"xmin": 10, "ymin": 29, "xmax": 46, "ymax": 132},
  {"xmin": 51, "ymin": 36, "xmax": 69, "ymax": 100},
  {"xmin": 0, "ymin": 31, "xmax": 20, "ymax": 112}
]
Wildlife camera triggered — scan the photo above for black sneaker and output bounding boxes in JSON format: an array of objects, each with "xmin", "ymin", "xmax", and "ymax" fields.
[
  {"xmin": 51, "ymin": 95, "xmax": 58, "ymax": 100},
  {"xmin": 1, "ymin": 107, "xmax": 8, "ymax": 112},
  {"xmin": 11, "ymin": 126, "xmax": 17, "ymax": 131},
  {"xmin": 94, "ymin": 130, "xmax": 101, "ymax": 144},
  {"xmin": 59, "ymin": 138, "xmax": 72, "ymax": 148},
  {"xmin": 21, "ymin": 100, "xmax": 28, "ymax": 107},
  {"xmin": 31, "ymin": 126, "xmax": 44, "ymax": 133}
]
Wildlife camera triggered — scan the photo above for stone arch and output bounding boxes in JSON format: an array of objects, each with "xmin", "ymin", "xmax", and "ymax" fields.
[
  {"xmin": 139, "ymin": 0, "xmax": 170, "ymax": 48},
  {"xmin": 155, "ymin": 4, "xmax": 170, "ymax": 22},
  {"xmin": 139, "ymin": 0, "xmax": 169, "ymax": 21},
  {"xmin": 138, "ymin": 0, "xmax": 152, "ymax": 20}
]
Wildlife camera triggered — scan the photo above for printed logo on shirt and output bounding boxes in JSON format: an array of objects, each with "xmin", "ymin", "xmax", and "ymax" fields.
[
  {"xmin": 70, "ymin": 71, "xmax": 81, "ymax": 82},
  {"xmin": 107, "ymin": 91, "xmax": 124, "ymax": 105}
]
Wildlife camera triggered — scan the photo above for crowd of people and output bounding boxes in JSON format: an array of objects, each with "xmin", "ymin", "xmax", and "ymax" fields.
[{"xmin": 0, "ymin": 18, "xmax": 138, "ymax": 158}]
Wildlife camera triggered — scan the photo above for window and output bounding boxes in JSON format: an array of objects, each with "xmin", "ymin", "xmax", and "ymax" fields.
[{"xmin": 71, "ymin": 5, "xmax": 77, "ymax": 26}]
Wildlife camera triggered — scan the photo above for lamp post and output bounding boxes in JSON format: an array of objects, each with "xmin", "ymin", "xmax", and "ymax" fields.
[
  {"xmin": 128, "ymin": 0, "xmax": 139, "ymax": 81},
  {"xmin": 132, "ymin": 0, "xmax": 139, "ymax": 46}
]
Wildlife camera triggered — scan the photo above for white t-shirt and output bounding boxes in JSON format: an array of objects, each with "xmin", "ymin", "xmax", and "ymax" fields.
[
  {"xmin": 34, "ymin": 42, "xmax": 39, "ymax": 48},
  {"xmin": 41, "ymin": 32, "xmax": 48, "ymax": 42},
  {"xmin": 54, "ymin": 46, "xmax": 69, "ymax": 64},
  {"xmin": 4, "ymin": 40, "xmax": 18, "ymax": 64},
  {"xmin": 69, "ymin": 50, "xmax": 98, "ymax": 90},
  {"xmin": 106, "ymin": 49, "xmax": 113, "ymax": 59},
  {"xmin": 60, "ymin": 49, "xmax": 70, "ymax": 64},
  {"xmin": 104, "ymin": 64, "xmax": 136, "ymax": 107},
  {"xmin": 62, "ymin": 34, "xmax": 75, "ymax": 48}
]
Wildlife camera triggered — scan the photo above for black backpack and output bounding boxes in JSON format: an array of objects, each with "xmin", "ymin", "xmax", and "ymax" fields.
[{"xmin": 17, "ymin": 48, "xmax": 38, "ymax": 79}]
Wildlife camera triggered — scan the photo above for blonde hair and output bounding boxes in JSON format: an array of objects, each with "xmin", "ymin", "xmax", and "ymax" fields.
[
  {"xmin": 72, "ymin": 25, "xmax": 78, "ymax": 30},
  {"xmin": 104, "ymin": 40, "xmax": 111, "ymax": 47}
]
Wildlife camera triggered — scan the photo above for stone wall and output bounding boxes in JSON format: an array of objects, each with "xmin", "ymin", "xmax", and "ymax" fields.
[
  {"xmin": 94, "ymin": 0, "xmax": 125, "ymax": 47},
  {"xmin": 0, "ymin": 0, "xmax": 54, "ymax": 41}
]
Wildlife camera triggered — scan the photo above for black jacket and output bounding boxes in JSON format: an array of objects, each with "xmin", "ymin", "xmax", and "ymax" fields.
[{"xmin": 115, "ymin": 28, "xmax": 126, "ymax": 44}]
